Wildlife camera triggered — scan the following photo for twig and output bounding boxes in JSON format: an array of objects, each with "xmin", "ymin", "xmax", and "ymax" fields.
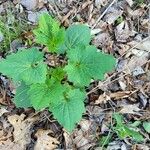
[{"xmin": 92, "ymin": 0, "xmax": 117, "ymax": 29}]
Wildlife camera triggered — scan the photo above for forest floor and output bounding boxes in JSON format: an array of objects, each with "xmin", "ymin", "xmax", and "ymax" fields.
[{"xmin": 0, "ymin": 0, "xmax": 150, "ymax": 150}]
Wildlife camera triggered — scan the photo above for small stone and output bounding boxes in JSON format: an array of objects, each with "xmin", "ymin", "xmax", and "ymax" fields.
[
  {"xmin": 21, "ymin": 0, "xmax": 38, "ymax": 10},
  {"xmin": 10, "ymin": 39, "xmax": 23, "ymax": 52},
  {"xmin": 132, "ymin": 66, "xmax": 145, "ymax": 76},
  {"xmin": 0, "ymin": 32, "xmax": 4, "ymax": 42},
  {"xmin": 28, "ymin": 11, "xmax": 38, "ymax": 23},
  {"xmin": 0, "ymin": 4, "xmax": 4, "ymax": 14},
  {"xmin": 28, "ymin": 8, "xmax": 48, "ymax": 23}
]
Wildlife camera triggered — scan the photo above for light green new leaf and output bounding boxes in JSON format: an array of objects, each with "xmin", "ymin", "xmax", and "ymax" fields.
[
  {"xmin": 143, "ymin": 122, "xmax": 150, "ymax": 133},
  {"xmin": 14, "ymin": 82, "xmax": 32, "ymax": 108},
  {"xmin": 0, "ymin": 48, "xmax": 47, "ymax": 84},
  {"xmin": 50, "ymin": 88, "xmax": 86, "ymax": 132},
  {"xmin": 58, "ymin": 24, "xmax": 91, "ymax": 53},
  {"xmin": 33, "ymin": 13, "xmax": 65, "ymax": 52},
  {"xmin": 28, "ymin": 80, "xmax": 65, "ymax": 110},
  {"xmin": 113, "ymin": 113, "xmax": 144, "ymax": 142},
  {"xmin": 65, "ymin": 45, "xmax": 116, "ymax": 86},
  {"xmin": 50, "ymin": 67, "xmax": 65, "ymax": 81}
]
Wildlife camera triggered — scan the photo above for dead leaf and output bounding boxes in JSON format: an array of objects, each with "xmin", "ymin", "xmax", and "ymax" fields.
[
  {"xmin": 95, "ymin": 91, "xmax": 132, "ymax": 104},
  {"xmin": 93, "ymin": 32, "xmax": 113, "ymax": 47},
  {"xmin": 119, "ymin": 104, "xmax": 141, "ymax": 114},
  {"xmin": 0, "ymin": 139, "xmax": 21, "ymax": 150},
  {"xmin": 125, "ymin": 0, "xmax": 133, "ymax": 6},
  {"xmin": 34, "ymin": 129, "xmax": 59, "ymax": 150},
  {"xmin": 0, "ymin": 107, "xmax": 8, "ymax": 117},
  {"xmin": 63, "ymin": 119, "xmax": 96, "ymax": 150},
  {"xmin": 115, "ymin": 21, "xmax": 136, "ymax": 42},
  {"xmin": 104, "ymin": 7, "xmax": 123, "ymax": 24},
  {"xmin": 8, "ymin": 114, "xmax": 38, "ymax": 149},
  {"xmin": 135, "ymin": 38, "xmax": 150, "ymax": 52}
]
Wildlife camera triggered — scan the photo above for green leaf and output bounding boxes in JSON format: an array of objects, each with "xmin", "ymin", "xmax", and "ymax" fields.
[
  {"xmin": 124, "ymin": 126, "xmax": 144, "ymax": 142},
  {"xmin": 65, "ymin": 45, "xmax": 116, "ymax": 86},
  {"xmin": 28, "ymin": 80, "xmax": 65, "ymax": 110},
  {"xmin": 143, "ymin": 122, "xmax": 150, "ymax": 133},
  {"xmin": 99, "ymin": 134, "xmax": 113, "ymax": 147},
  {"xmin": 58, "ymin": 24, "xmax": 91, "ymax": 53},
  {"xmin": 129, "ymin": 121, "xmax": 141, "ymax": 127},
  {"xmin": 14, "ymin": 82, "xmax": 32, "ymax": 108},
  {"xmin": 0, "ymin": 48, "xmax": 47, "ymax": 84},
  {"xmin": 50, "ymin": 88, "xmax": 86, "ymax": 132},
  {"xmin": 113, "ymin": 113, "xmax": 144, "ymax": 142},
  {"xmin": 50, "ymin": 67, "xmax": 65, "ymax": 81},
  {"xmin": 33, "ymin": 13, "xmax": 65, "ymax": 52},
  {"xmin": 113, "ymin": 113, "xmax": 124, "ymax": 126}
]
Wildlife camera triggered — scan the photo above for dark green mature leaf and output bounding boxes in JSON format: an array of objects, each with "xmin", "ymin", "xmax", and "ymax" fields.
[
  {"xmin": 50, "ymin": 88, "xmax": 86, "ymax": 132},
  {"xmin": 58, "ymin": 24, "xmax": 91, "ymax": 53},
  {"xmin": 33, "ymin": 13, "xmax": 65, "ymax": 52},
  {"xmin": 28, "ymin": 80, "xmax": 65, "ymax": 110},
  {"xmin": 14, "ymin": 82, "xmax": 32, "ymax": 108},
  {"xmin": 0, "ymin": 48, "xmax": 47, "ymax": 84},
  {"xmin": 65, "ymin": 45, "xmax": 116, "ymax": 86}
]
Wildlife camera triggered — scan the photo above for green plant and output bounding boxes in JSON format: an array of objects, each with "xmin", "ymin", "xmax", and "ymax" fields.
[
  {"xmin": 143, "ymin": 121, "xmax": 150, "ymax": 133},
  {"xmin": 0, "ymin": 13, "xmax": 29, "ymax": 52},
  {"xmin": 113, "ymin": 113, "xmax": 144, "ymax": 142},
  {"xmin": 0, "ymin": 13, "xmax": 116, "ymax": 132}
]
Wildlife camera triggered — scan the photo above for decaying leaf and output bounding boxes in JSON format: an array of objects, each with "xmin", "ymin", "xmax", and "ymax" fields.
[
  {"xmin": 0, "ymin": 139, "xmax": 21, "ymax": 150},
  {"xmin": 8, "ymin": 114, "xmax": 38, "ymax": 149},
  {"xmin": 34, "ymin": 129, "xmax": 59, "ymax": 150},
  {"xmin": 115, "ymin": 21, "xmax": 136, "ymax": 42},
  {"xmin": 104, "ymin": 6, "xmax": 123, "ymax": 24},
  {"xmin": 63, "ymin": 119, "xmax": 96, "ymax": 150},
  {"xmin": 95, "ymin": 91, "xmax": 132, "ymax": 104},
  {"xmin": 0, "ymin": 107, "xmax": 8, "ymax": 117},
  {"xmin": 119, "ymin": 104, "xmax": 141, "ymax": 114},
  {"xmin": 135, "ymin": 38, "xmax": 150, "ymax": 52}
]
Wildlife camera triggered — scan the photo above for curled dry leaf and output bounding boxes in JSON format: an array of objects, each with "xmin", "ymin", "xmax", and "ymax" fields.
[
  {"xmin": 34, "ymin": 129, "xmax": 59, "ymax": 150},
  {"xmin": 8, "ymin": 114, "xmax": 38, "ymax": 149}
]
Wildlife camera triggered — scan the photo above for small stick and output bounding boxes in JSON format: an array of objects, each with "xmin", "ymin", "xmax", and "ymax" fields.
[{"xmin": 92, "ymin": 0, "xmax": 117, "ymax": 29}]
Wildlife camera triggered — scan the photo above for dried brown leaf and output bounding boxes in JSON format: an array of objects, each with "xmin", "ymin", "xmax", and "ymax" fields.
[
  {"xmin": 119, "ymin": 104, "xmax": 141, "ymax": 114},
  {"xmin": 34, "ymin": 129, "xmax": 59, "ymax": 150},
  {"xmin": 8, "ymin": 114, "xmax": 38, "ymax": 149}
]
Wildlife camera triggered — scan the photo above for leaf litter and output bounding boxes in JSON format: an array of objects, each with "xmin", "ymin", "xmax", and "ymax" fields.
[{"xmin": 0, "ymin": 0, "xmax": 150, "ymax": 149}]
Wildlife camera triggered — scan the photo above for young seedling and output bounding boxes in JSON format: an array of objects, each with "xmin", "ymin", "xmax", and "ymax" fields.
[{"xmin": 0, "ymin": 13, "xmax": 116, "ymax": 132}]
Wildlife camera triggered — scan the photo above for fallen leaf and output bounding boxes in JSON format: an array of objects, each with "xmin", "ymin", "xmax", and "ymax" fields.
[
  {"xmin": 119, "ymin": 104, "xmax": 141, "ymax": 114},
  {"xmin": 0, "ymin": 139, "xmax": 21, "ymax": 150},
  {"xmin": 8, "ymin": 114, "xmax": 38, "ymax": 149},
  {"xmin": 125, "ymin": 0, "xmax": 133, "ymax": 6},
  {"xmin": 103, "ymin": 6, "xmax": 123, "ymax": 24},
  {"xmin": 34, "ymin": 129, "xmax": 59, "ymax": 150},
  {"xmin": 95, "ymin": 91, "xmax": 132, "ymax": 104},
  {"xmin": 115, "ymin": 21, "xmax": 136, "ymax": 42},
  {"xmin": 0, "ymin": 107, "xmax": 8, "ymax": 117},
  {"xmin": 135, "ymin": 38, "xmax": 150, "ymax": 52}
]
